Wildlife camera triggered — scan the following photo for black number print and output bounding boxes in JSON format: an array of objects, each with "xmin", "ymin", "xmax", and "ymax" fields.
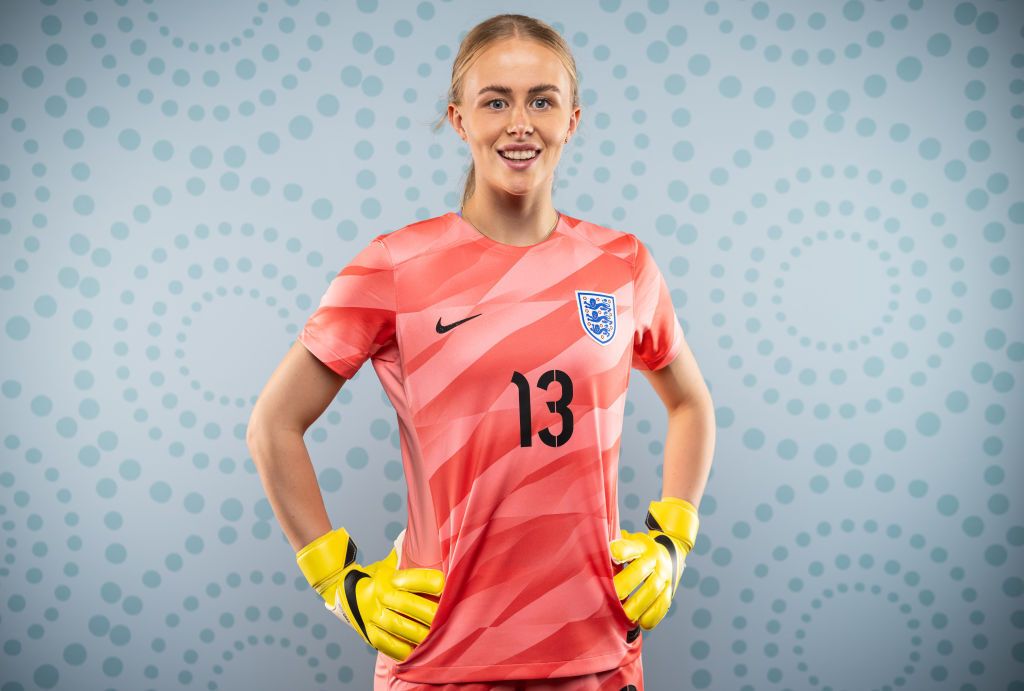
[{"xmin": 511, "ymin": 369, "xmax": 574, "ymax": 447}]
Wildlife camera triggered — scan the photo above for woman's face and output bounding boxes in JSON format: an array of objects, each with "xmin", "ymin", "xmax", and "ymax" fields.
[{"xmin": 449, "ymin": 38, "xmax": 580, "ymax": 201}]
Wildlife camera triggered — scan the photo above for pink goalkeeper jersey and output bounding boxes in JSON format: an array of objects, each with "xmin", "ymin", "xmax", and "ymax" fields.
[{"xmin": 298, "ymin": 210, "xmax": 685, "ymax": 684}]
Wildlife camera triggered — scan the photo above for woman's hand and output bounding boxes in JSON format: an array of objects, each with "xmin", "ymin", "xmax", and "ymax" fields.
[
  {"xmin": 609, "ymin": 528, "xmax": 687, "ymax": 631},
  {"xmin": 323, "ymin": 547, "xmax": 446, "ymax": 661}
]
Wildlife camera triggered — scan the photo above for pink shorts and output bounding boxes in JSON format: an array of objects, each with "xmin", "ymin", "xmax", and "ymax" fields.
[{"xmin": 373, "ymin": 652, "xmax": 643, "ymax": 690}]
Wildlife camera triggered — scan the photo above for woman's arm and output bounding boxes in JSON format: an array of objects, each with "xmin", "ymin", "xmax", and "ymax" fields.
[
  {"xmin": 639, "ymin": 337, "xmax": 716, "ymax": 509},
  {"xmin": 660, "ymin": 399, "xmax": 715, "ymax": 509},
  {"xmin": 247, "ymin": 340, "xmax": 347, "ymax": 552}
]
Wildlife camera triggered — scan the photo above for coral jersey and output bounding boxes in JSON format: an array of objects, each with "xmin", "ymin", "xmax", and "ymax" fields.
[{"xmin": 298, "ymin": 210, "xmax": 685, "ymax": 684}]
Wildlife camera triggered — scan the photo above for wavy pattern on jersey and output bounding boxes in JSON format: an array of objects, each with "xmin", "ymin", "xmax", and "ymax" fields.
[
  {"xmin": 300, "ymin": 238, "xmax": 398, "ymax": 380},
  {"xmin": 428, "ymin": 351, "xmax": 633, "ymax": 557},
  {"xmin": 301, "ymin": 212, "xmax": 685, "ymax": 683}
]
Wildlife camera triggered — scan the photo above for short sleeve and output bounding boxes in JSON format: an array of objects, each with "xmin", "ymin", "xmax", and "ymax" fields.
[
  {"xmin": 298, "ymin": 238, "xmax": 397, "ymax": 380},
  {"xmin": 631, "ymin": 235, "xmax": 685, "ymax": 371}
]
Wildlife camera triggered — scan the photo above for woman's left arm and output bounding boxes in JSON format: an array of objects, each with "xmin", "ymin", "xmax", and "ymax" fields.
[
  {"xmin": 610, "ymin": 344, "xmax": 716, "ymax": 629},
  {"xmin": 639, "ymin": 337, "xmax": 716, "ymax": 509}
]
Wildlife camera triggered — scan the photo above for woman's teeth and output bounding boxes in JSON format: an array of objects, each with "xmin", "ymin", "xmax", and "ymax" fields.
[{"xmin": 499, "ymin": 150, "xmax": 538, "ymax": 160}]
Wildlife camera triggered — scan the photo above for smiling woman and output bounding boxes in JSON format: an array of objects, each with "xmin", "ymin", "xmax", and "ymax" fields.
[{"xmin": 250, "ymin": 12, "xmax": 712, "ymax": 691}]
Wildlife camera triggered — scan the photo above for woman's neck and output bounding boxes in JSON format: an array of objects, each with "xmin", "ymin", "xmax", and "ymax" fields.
[{"xmin": 460, "ymin": 191, "xmax": 559, "ymax": 246}]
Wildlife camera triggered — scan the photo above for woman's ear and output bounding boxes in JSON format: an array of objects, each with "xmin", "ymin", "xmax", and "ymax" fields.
[{"xmin": 448, "ymin": 105, "xmax": 468, "ymax": 141}]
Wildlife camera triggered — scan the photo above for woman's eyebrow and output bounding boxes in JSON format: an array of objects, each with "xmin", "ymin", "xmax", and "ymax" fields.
[{"xmin": 477, "ymin": 83, "xmax": 561, "ymax": 96}]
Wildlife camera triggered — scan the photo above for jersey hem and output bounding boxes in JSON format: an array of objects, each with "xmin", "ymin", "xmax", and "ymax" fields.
[{"xmin": 392, "ymin": 645, "xmax": 642, "ymax": 684}]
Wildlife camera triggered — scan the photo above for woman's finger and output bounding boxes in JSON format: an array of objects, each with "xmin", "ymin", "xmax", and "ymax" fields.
[
  {"xmin": 367, "ymin": 623, "xmax": 415, "ymax": 662},
  {"xmin": 380, "ymin": 588, "xmax": 440, "ymax": 626},
  {"xmin": 392, "ymin": 568, "xmax": 445, "ymax": 595},
  {"xmin": 637, "ymin": 583, "xmax": 671, "ymax": 630},
  {"xmin": 609, "ymin": 533, "xmax": 648, "ymax": 564},
  {"xmin": 612, "ymin": 551, "xmax": 657, "ymax": 601},
  {"xmin": 374, "ymin": 606, "xmax": 432, "ymax": 646},
  {"xmin": 621, "ymin": 569, "xmax": 666, "ymax": 622}
]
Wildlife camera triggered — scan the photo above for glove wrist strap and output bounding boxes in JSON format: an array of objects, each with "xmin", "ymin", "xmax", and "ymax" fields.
[
  {"xmin": 645, "ymin": 497, "xmax": 699, "ymax": 554},
  {"xmin": 295, "ymin": 527, "xmax": 359, "ymax": 593}
]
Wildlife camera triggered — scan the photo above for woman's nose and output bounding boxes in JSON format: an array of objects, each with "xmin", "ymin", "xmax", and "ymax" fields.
[{"xmin": 506, "ymin": 106, "xmax": 533, "ymax": 134}]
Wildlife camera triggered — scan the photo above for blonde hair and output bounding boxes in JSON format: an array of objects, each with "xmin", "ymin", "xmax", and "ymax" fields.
[{"xmin": 431, "ymin": 14, "xmax": 580, "ymax": 210}]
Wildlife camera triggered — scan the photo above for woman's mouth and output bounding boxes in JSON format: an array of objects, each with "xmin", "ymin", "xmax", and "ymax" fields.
[{"xmin": 498, "ymin": 149, "xmax": 540, "ymax": 170}]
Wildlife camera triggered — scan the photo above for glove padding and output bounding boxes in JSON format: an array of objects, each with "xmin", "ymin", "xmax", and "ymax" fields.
[
  {"xmin": 609, "ymin": 497, "xmax": 698, "ymax": 630},
  {"xmin": 296, "ymin": 528, "xmax": 445, "ymax": 662}
]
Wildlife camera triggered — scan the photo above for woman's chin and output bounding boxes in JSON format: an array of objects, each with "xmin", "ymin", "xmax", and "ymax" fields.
[{"xmin": 482, "ymin": 178, "xmax": 536, "ymax": 198}]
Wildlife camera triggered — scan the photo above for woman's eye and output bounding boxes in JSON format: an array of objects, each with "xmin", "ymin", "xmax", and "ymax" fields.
[{"xmin": 486, "ymin": 98, "xmax": 551, "ymax": 109}]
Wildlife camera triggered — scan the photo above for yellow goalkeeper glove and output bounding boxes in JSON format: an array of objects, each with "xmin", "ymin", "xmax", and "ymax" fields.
[
  {"xmin": 610, "ymin": 496, "xmax": 699, "ymax": 630},
  {"xmin": 296, "ymin": 527, "xmax": 445, "ymax": 661}
]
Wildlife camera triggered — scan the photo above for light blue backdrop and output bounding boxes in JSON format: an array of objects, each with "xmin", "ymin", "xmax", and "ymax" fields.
[{"xmin": 1, "ymin": 0, "xmax": 1022, "ymax": 689}]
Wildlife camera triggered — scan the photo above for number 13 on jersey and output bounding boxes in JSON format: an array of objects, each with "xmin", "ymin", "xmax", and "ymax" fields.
[{"xmin": 511, "ymin": 370, "xmax": 574, "ymax": 447}]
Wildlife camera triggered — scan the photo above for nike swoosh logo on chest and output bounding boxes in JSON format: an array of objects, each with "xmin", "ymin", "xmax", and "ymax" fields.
[{"xmin": 436, "ymin": 313, "xmax": 482, "ymax": 333}]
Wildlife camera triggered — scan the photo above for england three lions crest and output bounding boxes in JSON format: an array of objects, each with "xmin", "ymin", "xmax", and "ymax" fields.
[{"xmin": 576, "ymin": 290, "xmax": 617, "ymax": 345}]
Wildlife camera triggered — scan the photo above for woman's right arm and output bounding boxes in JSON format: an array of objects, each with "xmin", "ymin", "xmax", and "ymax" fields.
[
  {"xmin": 246, "ymin": 339, "xmax": 347, "ymax": 552},
  {"xmin": 249, "ymin": 342, "xmax": 444, "ymax": 659}
]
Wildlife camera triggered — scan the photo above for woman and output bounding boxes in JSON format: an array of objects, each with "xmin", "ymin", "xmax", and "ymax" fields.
[{"xmin": 248, "ymin": 13, "xmax": 715, "ymax": 691}]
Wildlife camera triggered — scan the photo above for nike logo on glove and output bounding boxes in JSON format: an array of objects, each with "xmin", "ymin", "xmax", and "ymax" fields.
[
  {"xmin": 436, "ymin": 313, "xmax": 482, "ymax": 333},
  {"xmin": 652, "ymin": 533, "xmax": 681, "ymax": 598},
  {"xmin": 647, "ymin": 513, "xmax": 682, "ymax": 598},
  {"xmin": 344, "ymin": 570, "xmax": 371, "ymax": 639}
]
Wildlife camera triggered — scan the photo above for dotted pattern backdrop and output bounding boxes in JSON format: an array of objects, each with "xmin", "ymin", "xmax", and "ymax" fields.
[{"xmin": 1, "ymin": 1, "xmax": 1023, "ymax": 690}]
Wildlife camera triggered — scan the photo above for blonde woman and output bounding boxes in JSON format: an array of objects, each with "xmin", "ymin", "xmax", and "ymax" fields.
[{"xmin": 248, "ymin": 13, "xmax": 715, "ymax": 691}]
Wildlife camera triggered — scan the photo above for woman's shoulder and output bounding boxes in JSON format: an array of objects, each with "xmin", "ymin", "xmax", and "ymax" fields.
[
  {"xmin": 368, "ymin": 211, "xmax": 461, "ymax": 263},
  {"xmin": 560, "ymin": 212, "xmax": 639, "ymax": 261}
]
